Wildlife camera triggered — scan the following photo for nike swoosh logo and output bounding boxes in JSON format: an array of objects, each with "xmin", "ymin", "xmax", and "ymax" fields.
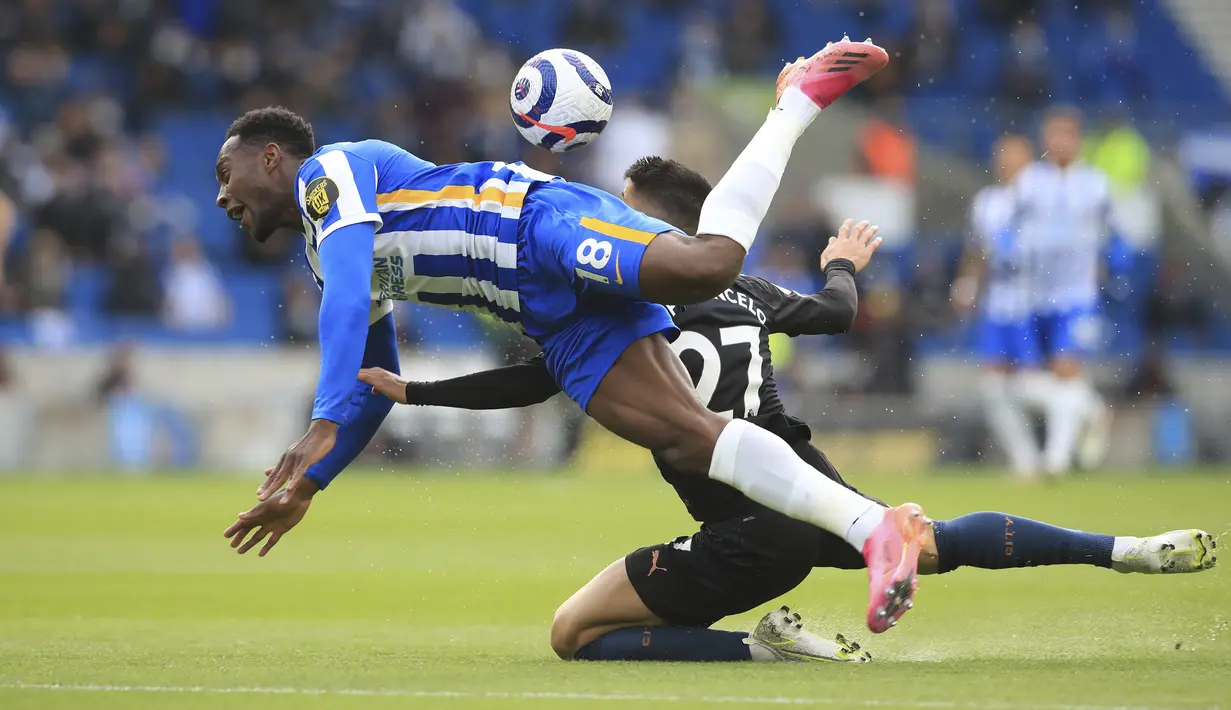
[
  {"xmin": 517, "ymin": 113, "xmax": 577, "ymax": 141},
  {"xmin": 615, "ymin": 252, "xmax": 623, "ymax": 285}
]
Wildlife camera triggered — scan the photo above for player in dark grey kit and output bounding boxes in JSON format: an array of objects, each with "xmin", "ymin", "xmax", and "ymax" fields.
[{"xmin": 358, "ymin": 158, "xmax": 1216, "ymax": 663}]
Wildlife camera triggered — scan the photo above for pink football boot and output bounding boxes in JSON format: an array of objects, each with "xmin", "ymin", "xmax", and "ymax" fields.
[
  {"xmin": 862, "ymin": 503, "xmax": 929, "ymax": 633},
  {"xmin": 776, "ymin": 37, "xmax": 890, "ymax": 109}
]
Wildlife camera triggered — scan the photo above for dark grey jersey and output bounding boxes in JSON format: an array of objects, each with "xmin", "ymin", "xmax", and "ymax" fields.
[{"xmin": 660, "ymin": 267, "xmax": 859, "ymax": 522}]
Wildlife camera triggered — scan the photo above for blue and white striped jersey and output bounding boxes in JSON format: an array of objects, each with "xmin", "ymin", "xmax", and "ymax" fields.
[
  {"xmin": 1009, "ymin": 161, "xmax": 1111, "ymax": 313},
  {"xmin": 970, "ymin": 183, "xmax": 1030, "ymax": 323},
  {"xmin": 295, "ymin": 140, "xmax": 556, "ymax": 325}
]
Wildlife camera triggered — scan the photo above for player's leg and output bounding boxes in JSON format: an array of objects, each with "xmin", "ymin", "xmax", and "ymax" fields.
[
  {"xmin": 557, "ymin": 522, "xmax": 869, "ymax": 662},
  {"xmin": 782, "ymin": 434, "xmax": 1215, "ymax": 577},
  {"xmin": 551, "ymin": 542, "xmax": 768, "ymax": 662},
  {"xmin": 1037, "ymin": 310, "xmax": 1105, "ymax": 475},
  {"xmin": 976, "ymin": 319, "xmax": 1041, "ymax": 477},
  {"xmin": 573, "ymin": 332, "xmax": 925, "ymax": 633},
  {"xmin": 929, "ymin": 515, "xmax": 1216, "ymax": 575},
  {"xmin": 635, "ymin": 39, "xmax": 889, "ymax": 304}
]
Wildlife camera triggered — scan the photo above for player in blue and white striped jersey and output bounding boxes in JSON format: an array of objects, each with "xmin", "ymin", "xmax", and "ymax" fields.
[
  {"xmin": 1009, "ymin": 108, "xmax": 1112, "ymax": 477},
  {"xmin": 216, "ymin": 41, "xmax": 933, "ymax": 635},
  {"xmin": 953, "ymin": 134, "xmax": 1041, "ymax": 476}
]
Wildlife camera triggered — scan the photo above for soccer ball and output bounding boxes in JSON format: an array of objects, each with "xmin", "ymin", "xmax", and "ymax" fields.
[{"xmin": 510, "ymin": 48, "xmax": 613, "ymax": 153}]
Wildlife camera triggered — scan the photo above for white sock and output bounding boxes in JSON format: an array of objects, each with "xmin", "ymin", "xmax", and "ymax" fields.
[
  {"xmin": 1043, "ymin": 377, "xmax": 1094, "ymax": 475},
  {"xmin": 744, "ymin": 639, "xmax": 781, "ymax": 662},
  {"xmin": 695, "ymin": 87, "xmax": 820, "ymax": 251},
  {"xmin": 708, "ymin": 418, "xmax": 883, "ymax": 548},
  {"xmin": 980, "ymin": 372, "xmax": 1040, "ymax": 475},
  {"xmin": 1014, "ymin": 369, "xmax": 1055, "ymax": 412},
  {"xmin": 1111, "ymin": 536, "xmax": 1140, "ymax": 563}
]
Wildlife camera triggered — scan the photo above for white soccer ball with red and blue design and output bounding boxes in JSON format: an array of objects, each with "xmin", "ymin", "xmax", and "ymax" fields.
[{"xmin": 510, "ymin": 48, "xmax": 613, "ymax": 153}]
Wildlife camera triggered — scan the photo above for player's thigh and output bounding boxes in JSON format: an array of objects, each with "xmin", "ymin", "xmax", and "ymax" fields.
[
  {"xmin": 585, "ymin": 332, "xmax": 727, "ymax": 469},
  {"xmin": 1037, "ymin": 309, "xmax": 1095, "ymax": 376},
  {"xmin": 628, "ymin": 524, "xmax": 817, "ymax": 629},
  {"xmin": 978, "ymin": 316, "xmax": 1039, "ymax": 370},
  {"xmin": 551, "ymin": 558, "xmax": 665, "ymax": 659}
]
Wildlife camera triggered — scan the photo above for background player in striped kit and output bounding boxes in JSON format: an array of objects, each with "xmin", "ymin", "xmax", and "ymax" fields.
[
  {"xmin": 1010, "ymin": 107, "xmax": 1112, "ymax": 477},
  {"xmin": 953, "ymin": 134, "xmax": 1043, "ymax": 476}
]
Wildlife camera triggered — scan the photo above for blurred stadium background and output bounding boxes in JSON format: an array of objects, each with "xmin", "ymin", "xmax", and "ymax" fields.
[
  {"xmin": 2, "ymin": 3, "xmax": 1231, "ymax": 709},
  {"xmin": 1, "ymin": 0, "xmax": 1229, "ymax": 473}
]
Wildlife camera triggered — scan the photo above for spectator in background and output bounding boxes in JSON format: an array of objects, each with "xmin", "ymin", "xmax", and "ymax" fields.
[
  {"xmin": 902, "ymin": 0, "xmax": 957, "ymax": 84},
  {"xmin": 678, "ymin": 12, "xmax": 722, "ymax": 86},
  {"xmin": 1144, "ymin": 258, "xmax": 1209, "ymax": 346},
  {"xmin": 37, "ymin": 153, "xmax": 121, "ymax": 262},
  {"xmin": 1003, "ymin": 18, "xmax": 1050, "ymax": 106},
  {"xmin": 163, "ymin": 236, "xmax": 231, "ymax": 332},
  {"xmin": 1086, "ymin": 117, "xmax": 1150, "ymax": 195},
  {"xmin": 96, "ymin": 342, "xmax": 154, "ymax": 470},
  {"xmin": 586, "ymin": 99, "xmax": 673, "ymax": 194},
  {"xmin": 857, "ymin": 98, "xmax": 917, "ymax": 185},
  {"xmin": 398, "ymin": 0, "xmax": 483, "ymax": 83},
  {"xmin": 21, "ymin": 228, "xmax": 75, "ymax": 348},
  {"xmin": 0, "ymin": 189, "xmax": 14, "ymax": 311},
  {"xmin": 979, "ymin": 0, "xmax": 1038, "ymax": 27},
  {"xmin": 104, "ymin": 237, "xmax": 161, "ymax": 317},
  {"xmin": 282, "ymin": 268, "xmax": 321, "ymax": 343},
  {"xmin": 0, "ymin": 349, "xmax": 26, "ymax": 469},
  {"xmin": 464, "ymin": 84, "xmax": 523, "ymax": 165},
  {"xmin": 723, "ymin": 0, "xmax": 779, "ymax": 75},
  {"xmin": 562, "ymin": 0, "xmax": 624, "ymax": 50}
]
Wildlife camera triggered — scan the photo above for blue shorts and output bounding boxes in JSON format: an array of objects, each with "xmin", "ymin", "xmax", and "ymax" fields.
[
  {"xmin": 1034, "ymin": 308, "xmax": 1098, "ymax": 362},
  {"xmin": 516, "ymin": 180, "xmax": 680, "ymax": 410},
  {"xmin": 976, "ymin": 317, "xmax": 1038, "ymax": 367},
  {"xmin": 976, "ymin": 308, "xmax": 1097, "ymax": 367}
]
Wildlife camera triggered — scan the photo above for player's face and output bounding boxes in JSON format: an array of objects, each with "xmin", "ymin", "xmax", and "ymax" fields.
[
  {"xmin": 995, "ymin": 137, "xmax": 1032, "ymax": 182},
  {"xmin": 215, "ymin": 136, "xmax": 288, "ymax": 243},
  {"xmin": 1043, "ymin": 116, "xmax": 1082, "ymax": 166}
]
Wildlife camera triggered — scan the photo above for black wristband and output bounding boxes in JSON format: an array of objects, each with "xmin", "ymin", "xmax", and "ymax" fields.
[{"xmin": 823, "ymin": 258, "xmax": 856, "ymax": 276}]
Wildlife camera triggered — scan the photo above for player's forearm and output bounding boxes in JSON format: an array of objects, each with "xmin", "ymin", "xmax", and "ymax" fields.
[
  {"xmin": 306, "ymin": 314, "xmax": 399, "ymax": 490},
  {"xmin": 312, "ymin": 223, "xmax": 377, "ymax": 425},
  {"xmin": 404, "ymin": 358, "xmax": 560, "ymax": 410},
  {"xmin": 774, "ymin": 259, "xmax": 858, "ymax": 336}
]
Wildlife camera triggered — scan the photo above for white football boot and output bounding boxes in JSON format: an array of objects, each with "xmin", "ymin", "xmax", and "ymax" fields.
[
  {"xmin": 1112, "ymin": 530, "xmax": 1217, "ymax": 574},
  {"xmin": 746, "ymin": 606, "xmax": 872, "ymax": 662}
]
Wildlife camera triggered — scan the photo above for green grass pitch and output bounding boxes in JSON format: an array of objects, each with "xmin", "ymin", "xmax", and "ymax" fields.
[{"xmin": 1, "ymin": 468, "xmax": 1228, "ymax": 710}]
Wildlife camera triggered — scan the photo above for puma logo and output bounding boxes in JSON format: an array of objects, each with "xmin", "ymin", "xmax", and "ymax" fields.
[{"xmin": 647, "ymin": 549, "xmax": 668, "ymax": 576}]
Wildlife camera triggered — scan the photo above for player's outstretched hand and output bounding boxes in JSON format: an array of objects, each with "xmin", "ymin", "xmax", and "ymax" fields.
[
  {"xmin": 258, "ymin": 420, "xmax": 337, "ymax": 501},
  {"xmin": 224, "ymin": 482, "xmax": 316, "ymax": 557},
  {"xmin": 358, "ymin": 367, "xmax": 410, "ymax": 404},
  {"xmin": 820, "ymin": 218, "xmax": 881, "ymax": 273}
]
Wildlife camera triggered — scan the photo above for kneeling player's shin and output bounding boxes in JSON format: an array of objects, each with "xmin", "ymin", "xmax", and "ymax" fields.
[{"xmin": 708, "ymin": 419, "xmax": 881, "ymax": 548}]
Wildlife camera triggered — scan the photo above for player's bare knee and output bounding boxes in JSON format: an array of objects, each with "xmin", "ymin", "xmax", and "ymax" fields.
[{"xmin": 549, "ymin": 607, "xmax": 582, "ymax": 660}]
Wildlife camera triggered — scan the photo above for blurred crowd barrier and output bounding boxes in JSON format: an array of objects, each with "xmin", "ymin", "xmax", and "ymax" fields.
[
  {"xmin": 0, "ymin": 347, "xmax": 580, "ymax": 472},
  {"xmin": 1, "ymin": 346, "xmax": 1226, "ymax": 472}
]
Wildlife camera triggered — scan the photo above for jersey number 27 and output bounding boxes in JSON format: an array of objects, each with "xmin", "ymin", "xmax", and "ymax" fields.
[{"xmin": 671, "ymin": 325, "xmax": 763, "ymax": 420}]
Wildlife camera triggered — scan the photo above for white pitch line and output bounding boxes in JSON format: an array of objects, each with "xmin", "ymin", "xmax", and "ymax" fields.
[{"xmin": 0, "ymin": 682, "xmax": 1221, "ymax": 710}]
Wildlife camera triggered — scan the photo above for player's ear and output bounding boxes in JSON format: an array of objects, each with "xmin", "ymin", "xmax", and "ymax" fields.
[{"xmin": 263, "ymin": 143, "xmax": 281, "ymax": 173}]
